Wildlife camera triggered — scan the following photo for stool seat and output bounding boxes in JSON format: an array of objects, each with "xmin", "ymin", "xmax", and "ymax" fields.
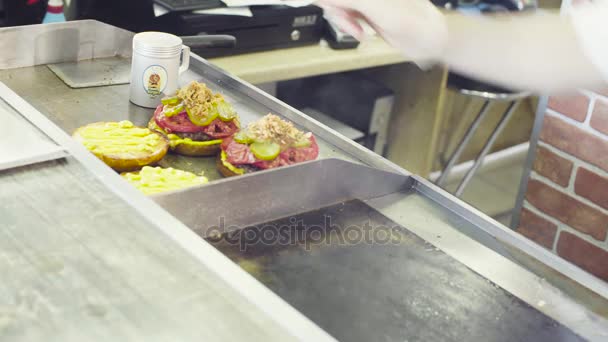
[
  {"xmin": 435, "ymin": 72, "xmax": 531, "ymax": 197},
  {"xmin": 448, "ymin": 73, "xmax": 530, "ymax": 101}
]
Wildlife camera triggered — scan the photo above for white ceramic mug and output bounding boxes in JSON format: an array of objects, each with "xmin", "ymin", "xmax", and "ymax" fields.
[{"xmin": 129, "ymin": 32, "xmax": 190, "ymax": 108}]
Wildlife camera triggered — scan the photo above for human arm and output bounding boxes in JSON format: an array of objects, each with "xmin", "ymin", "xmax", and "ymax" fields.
[{"xmin": 318, "ymin": 0, "xmax": 607, "ymax": 92}]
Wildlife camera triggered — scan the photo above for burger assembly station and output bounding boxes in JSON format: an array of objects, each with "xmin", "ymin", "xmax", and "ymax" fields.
[{"xmin": 2, "ymin": 20, "xmax": 608, "ymax": 342}]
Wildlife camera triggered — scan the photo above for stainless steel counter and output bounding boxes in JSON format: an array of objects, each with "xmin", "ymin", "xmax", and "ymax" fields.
[
  {"xmin": 0, "ymin": 21, "xmax": 336, "ymax": 342},
  {"xmin": 0, "ymin": 157, "xmax": 297, "ymax": 342},
  {"xmin": 2, "ymin": 21, "xmax": 608, "ymax": 341}
]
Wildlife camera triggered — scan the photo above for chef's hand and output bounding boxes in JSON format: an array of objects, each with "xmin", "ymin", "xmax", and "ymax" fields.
[{"xmin": 316, "ymin": 0, "xmax": 448, "ymax": 63}]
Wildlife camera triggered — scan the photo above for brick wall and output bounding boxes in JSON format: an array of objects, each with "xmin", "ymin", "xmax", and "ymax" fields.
[{"xmin": 518, "ymin": 91, "xmax": 608, "ymax": 282}]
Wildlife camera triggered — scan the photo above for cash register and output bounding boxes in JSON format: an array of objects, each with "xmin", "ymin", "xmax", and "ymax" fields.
[
  {"xmin": 155, "ymin": 2, "xmax": 324, "ymax": 58},
  {"xmin": 28, "ymin": 0, "xmax": 323, "ymax": 58}
]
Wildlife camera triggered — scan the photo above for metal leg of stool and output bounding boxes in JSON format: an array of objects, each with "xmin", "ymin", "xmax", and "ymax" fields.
[
  {"xmin": 454, "ymin": 100, "xmax": 521, "ymax": 197},
  {"xmin": 435, "ymin": 100, "xmax": 493, "ymax": 187}
]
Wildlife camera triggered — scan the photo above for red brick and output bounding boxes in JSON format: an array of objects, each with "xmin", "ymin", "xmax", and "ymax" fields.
[
  {"xmin": 525, "ymin": 180, "xmax": 608, "ymax": 241},
  {"xmin": 592, "ymin": 87, "xmax": 608, "ymax": 97},
  {"xmin": 547, "ymin": 94, "xmax": 589, "ymax": 122},
  {"xmin": 557, "ymin": 231, "xmax": 608, "ymax": 282},
  {"xmin": 532, "ymin": 146, "xmax": 573, "ymax": 187},
  {"xmin": 517, "ymin": 208, "xmax": 558, "ymax": 249},
  {"xmin": 591, "ymin": 99, "xmax": 608, "ymax": 136},
  {"xmin": 540, "ymin": 115, "xmax": 608, "ymax": 172},
  {"xmin": 575, "ymin": 168, "xmax": 608, "ymax": 210}
]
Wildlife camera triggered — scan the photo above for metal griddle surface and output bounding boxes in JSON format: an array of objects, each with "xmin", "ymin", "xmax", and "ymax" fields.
[{"xmin": 209, "ymin": 200, "xmax": 582, "ymax": 342}]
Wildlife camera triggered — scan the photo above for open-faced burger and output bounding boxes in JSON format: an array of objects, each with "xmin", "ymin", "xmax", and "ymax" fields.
[
  {"xmin": 217, "ymin": 114, "xmax": 319, "ymax": 177},
  {"xmin": 73, "ymin": 121, "xmax": 169, "ymax": 172},
  {"xmin": 148, "ymin": 81, "xmax": 239, "ymax": 156}
]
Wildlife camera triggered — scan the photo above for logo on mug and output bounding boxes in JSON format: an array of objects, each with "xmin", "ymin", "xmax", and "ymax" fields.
[{"xmin": 142, "ymin": 65, "xmax": 167, "ymax": 98}]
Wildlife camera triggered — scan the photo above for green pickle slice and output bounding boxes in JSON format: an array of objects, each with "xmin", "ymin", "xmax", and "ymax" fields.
[
  {"xmin": 293, "ymin": 137, "xmax": 312, "ymax": 148},
  {"xmin": 163, "ymin": 103, "xmax": 184, "ymax": 117},
  {"xmin": 215, "ymin": 100, "xmax": 237, "ymax": 122},
  {"xmin": 186, "ymin": 105, "xmax": 218, "ymax": 126},
  {"xmin": 233, "ymin": 130, "xmax": 253, "ymax": 144},
  {"xmin": 250, "ymin": 141, "xmax": 281, "ymax": 161},
  {"xmin": 161, "ymin": 96, "xmax": 181, "ymax": 106}
]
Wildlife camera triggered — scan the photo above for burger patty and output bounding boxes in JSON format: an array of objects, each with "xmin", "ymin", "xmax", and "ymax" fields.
[
  {"xmin": 240, "ymin": 164, "xmax": 260, "ymax": 173},
  {"xmin": 173, "ymin": 131, "xmax": 213, "ymax": 141}
]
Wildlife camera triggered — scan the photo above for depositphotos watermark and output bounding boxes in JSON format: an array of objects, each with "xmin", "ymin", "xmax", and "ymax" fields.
[{"xmin": 206, "ymin": 216, "xmax": 406, "ymax": 251}]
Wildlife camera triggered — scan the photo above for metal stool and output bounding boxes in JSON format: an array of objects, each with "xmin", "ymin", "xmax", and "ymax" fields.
[{"xmin": 434, "ymin": 73, "xmax": 530, "ymax": 197}]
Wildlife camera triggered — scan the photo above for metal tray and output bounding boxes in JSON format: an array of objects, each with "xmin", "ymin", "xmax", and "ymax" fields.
[
  {"xmin": 2, "ymin": 21, "xmax": 608, "ymax": 341},
  {"xmin": 154, "ymin": 158, "xmax": 412, "ymax": 235},
  {"xmin": 0, "ymin": 97, "xmax": 66, "ymax": 171},
  {"xmin": 154, "ymin": 157, "xmax": 608, "ymax": 340}
]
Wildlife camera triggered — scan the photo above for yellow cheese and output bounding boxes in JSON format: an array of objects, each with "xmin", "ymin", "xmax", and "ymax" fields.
[
  {"xmin": 79, "ymin": 121, "xmax": 162, "ymax": 155},
  {"xmin": 220, "ymin": 150, "xmax": 245, "ymax": 175},
  {"xmin": 166, "ymin": 134, "xmax": 222, "ymax": 148},
  {"xmin": 122, "ymin": 166, "xmax": 208, "ymax": 195}
]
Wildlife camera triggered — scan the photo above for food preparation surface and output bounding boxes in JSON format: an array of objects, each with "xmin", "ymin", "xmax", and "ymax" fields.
[
  {"xmin": 0, "ymin": 157, "xmax": 296, "ymax": 342},
  {"xmin": 2, "ymin": 25, "xmax": 608, "ymax": 340},
  {"xmin": 5, "ymin": 21, "xmax": 608, "ymax": 342},
  {"xmin": 209, "ymin": 200, "xmax": 582, "ymax": 342},
  {"xmin": 0, "ymin": 63, "xmax": 357, "ymax": 182}
]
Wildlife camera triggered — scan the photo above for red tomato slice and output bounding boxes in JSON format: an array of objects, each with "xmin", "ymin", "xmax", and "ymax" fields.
[
  {"xmin": 252, "ymin": 157, "xmax": 281, "ymax": 170},
  {"xmin": 225, "ymin": 141, "xmax": 257, "ymax": 165},
  {"xmin": 279, "ymin": 135, "xmax": 319, "ymax": 164},
  {"xmin": 224, "ymin": 135, "xmax": 318, "ymax": 169},
  {"xmin": 154, "ymin": 105, "xmax": 205, "ymax": 133},
  {"xmin": 221, "ymin": 136, "xmax": 235, "ymax": 150}
]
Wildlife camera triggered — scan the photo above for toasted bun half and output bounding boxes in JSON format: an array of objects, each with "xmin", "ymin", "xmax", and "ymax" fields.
[
  {"xmin": 73, "ymin": 121, "xmax": 169, "ymax": 172},
  {"xmin": 216, "ymin": 152, "xmax": 249, "ymax": 178},
  {"xmin": 216, "ymin": 153, "xmax": 238, "ymax": 177},
  {"xmin": 148, "ymin": 117, "xmax": 221, "ymax": 157},
  {"xmin": 173, "ymin": 142, "xmax": 220, "ymax": 157}
]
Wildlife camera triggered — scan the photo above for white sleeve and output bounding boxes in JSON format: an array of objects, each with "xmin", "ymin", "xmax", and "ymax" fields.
[{"xmin": 569, "ymin": 0, "xmax": 608, "ymax": 81}]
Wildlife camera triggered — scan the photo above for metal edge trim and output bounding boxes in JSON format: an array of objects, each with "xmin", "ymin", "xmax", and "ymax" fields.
[
  {"xmin": 192, "ymin": 54, "xmax": 411, "ymax": 176},
  {"xmin": 457, "ymin": 88, "xmax": 532, "ymax": 101},
  {"xmin": 511, "ymin": 96, "xmax": 547, "ymax": 229},
  {"xmin": 0, "ymin": 81, "xmax": 338, "ymax": 342},
  {"xmin": 151, "ymin": 157, "xmax": 411, "ymax": 200},
  {"xmin": 0, "ymin": 148, "xmax": 68, "ymax": 172},
  {"xmin": 150, "ymin": 157, "xmax": 332, "ymax": 198},
  {"xmin": 0, "ymin": 20, "xmax": 134, "ymax": 70},
  {"xmin": 412, "ymin": 174, "xmax": 608, "ymax": 301}
]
